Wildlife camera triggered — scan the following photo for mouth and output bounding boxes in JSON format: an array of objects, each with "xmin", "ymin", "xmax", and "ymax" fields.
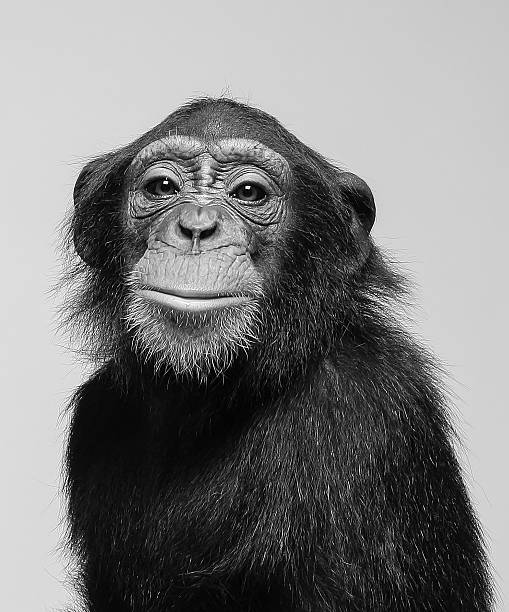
[{"xmin": 136, "ymin": 286, "xmax": 252, "ymax": 312}]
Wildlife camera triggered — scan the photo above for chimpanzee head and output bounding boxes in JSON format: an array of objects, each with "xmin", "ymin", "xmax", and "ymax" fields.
[{"xmin": 71, "ymin": 98, "xmax": 377, "ymax": 380}]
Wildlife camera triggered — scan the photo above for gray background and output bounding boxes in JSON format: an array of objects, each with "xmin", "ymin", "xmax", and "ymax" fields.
[{"xmin": 1, "ymin": 1, "xmax": 507, "ymax": 610}]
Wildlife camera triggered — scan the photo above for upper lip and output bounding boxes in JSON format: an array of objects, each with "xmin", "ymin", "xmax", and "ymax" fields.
[{"xmin": 141, "ymin": 286, "xmax": 247, "ymax": 299}]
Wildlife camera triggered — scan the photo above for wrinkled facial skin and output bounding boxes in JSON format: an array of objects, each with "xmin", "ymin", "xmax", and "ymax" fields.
[{"xmin": 123, "ymin": 136, "xmax": 291, "ymax": 378}]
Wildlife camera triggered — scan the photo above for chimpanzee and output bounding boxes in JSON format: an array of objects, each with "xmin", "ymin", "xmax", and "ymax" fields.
[{"xmin": 63, "ymin": 98, "xmax": 492, "ymax": 611}]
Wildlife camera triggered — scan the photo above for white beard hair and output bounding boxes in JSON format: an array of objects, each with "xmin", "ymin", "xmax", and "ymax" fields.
[{"xmin": 123, "ymin": 281, "xmax": 262, "ymax": 383}]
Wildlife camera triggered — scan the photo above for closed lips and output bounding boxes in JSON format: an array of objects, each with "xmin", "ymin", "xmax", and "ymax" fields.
[{"xmin": 137, "ymin": 286, "xmax": 251, "ymax": 311}]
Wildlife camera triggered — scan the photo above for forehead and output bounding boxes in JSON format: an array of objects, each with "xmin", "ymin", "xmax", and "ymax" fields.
[{"xmin": 129, "ymin": 136, "xmax": 289, "ymax": 177}]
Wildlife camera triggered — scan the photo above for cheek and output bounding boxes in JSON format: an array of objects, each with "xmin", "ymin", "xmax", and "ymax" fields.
[
  {"xmin": 123, "ymin": 206, "xmax": 170, "ymax": 268},
  {"xmin": 247, "ymin": 225, "xmax": 286, "ymax": 283},
  {"xmin": 123, "ymin": 225, "xmax": 150, "ymax": 268}
]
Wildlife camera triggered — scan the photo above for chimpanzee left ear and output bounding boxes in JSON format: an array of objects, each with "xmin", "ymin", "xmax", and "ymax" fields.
[
  {"xmin": 73, "ymin": 152, "xmax": 126, "ymax": 268},
  {"xmin": 338, "ymin": 171, "xmax": 376, "ymax": 233}
]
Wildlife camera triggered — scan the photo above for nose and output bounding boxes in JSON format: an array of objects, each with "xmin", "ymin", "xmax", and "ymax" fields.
[{"xmin": 178, "ymin": 203, "xmax": 219, "ymax": 251}]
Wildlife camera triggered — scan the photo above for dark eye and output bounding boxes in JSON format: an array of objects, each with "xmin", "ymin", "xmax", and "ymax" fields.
[
  {"xmin": 231, "ymin": 183, "xmax": 266, "ymax": 202},
  {"xmin": 143, "ymin": 177, "xmax": 178, "ymax": 198}
]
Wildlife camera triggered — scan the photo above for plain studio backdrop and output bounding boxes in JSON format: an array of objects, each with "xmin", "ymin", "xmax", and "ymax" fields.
[{"xmin": 0, "ymin": 1, "xmax": 507, "ymax": 610}]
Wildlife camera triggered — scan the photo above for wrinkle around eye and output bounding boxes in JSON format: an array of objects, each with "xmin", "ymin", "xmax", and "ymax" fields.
[
  {"xmin": 226, "ymin": 198, "xmax": 284, "ymax": 227},
  {"xmin": 129, "ymin": 193, "xmax": 180, "ymax": 220}
]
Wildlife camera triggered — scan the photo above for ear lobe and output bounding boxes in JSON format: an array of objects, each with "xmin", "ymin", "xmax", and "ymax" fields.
[{"xmin": 338, "ymin": 171, "xmax": 376, "ymax": 233}]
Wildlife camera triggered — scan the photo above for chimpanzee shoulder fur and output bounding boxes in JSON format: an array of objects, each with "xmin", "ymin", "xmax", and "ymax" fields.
[{"xmin": 63, "ymin": 97, "xmax": 492, "ymax": 611}]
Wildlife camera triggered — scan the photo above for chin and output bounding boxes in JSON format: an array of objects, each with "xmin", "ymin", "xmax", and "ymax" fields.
[{"xmin": 124, "ymin": 291, "xmax": 261, "ymax": 381}]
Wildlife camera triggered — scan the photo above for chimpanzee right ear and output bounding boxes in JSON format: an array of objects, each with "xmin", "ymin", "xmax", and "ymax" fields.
[
  {"xmin": 335, "ymin": 171, "xmax": 376, "ymax": 269},
  {"xmin": 72, "ymin": 153, "xmax": 126, "ymax": 268},
  {"xmin": 338, "ymin": 172, "xmax": 376, "ymax": 233}
]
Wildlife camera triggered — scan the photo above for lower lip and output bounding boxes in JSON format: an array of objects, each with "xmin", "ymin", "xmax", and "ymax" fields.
[{"xmin": 137, "ymin": 289, "xmax": 251, "ymax": 312}]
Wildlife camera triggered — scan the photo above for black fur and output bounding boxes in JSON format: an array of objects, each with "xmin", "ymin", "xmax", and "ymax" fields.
[{"xmin": 63, "ymin": 98, "xmax": 492, "ymax": 611}]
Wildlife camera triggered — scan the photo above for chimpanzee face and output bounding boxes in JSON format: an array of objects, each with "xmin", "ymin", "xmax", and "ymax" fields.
[{"xmin": 123, "ymin": 135, "xmax": 291, "ymax": 379}]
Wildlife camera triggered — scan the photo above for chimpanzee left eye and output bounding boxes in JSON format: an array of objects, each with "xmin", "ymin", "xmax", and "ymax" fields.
[
  {"xmin": 144, "ymin": 177, "xmax": 178, "ymax": 198},
  {"xmin": 231, "ymin": 183, "xmax": 266, "ymax": 202}
]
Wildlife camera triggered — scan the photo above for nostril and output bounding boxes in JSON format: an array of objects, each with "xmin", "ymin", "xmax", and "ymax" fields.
[
  {"xmin": 178, "ymin": 224, "xmax": 194, "ymax": 240},
  {"xmin": 199, "ymin": 225, "xmax": 217, "ymax": 241},
  {"xmin": 178, "ymin": 222, "xmax": 217, "ymax": 242}
]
